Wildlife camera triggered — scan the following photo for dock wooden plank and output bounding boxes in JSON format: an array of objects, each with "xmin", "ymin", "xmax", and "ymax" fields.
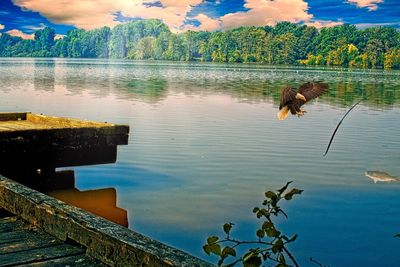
[
  {"xmin": 17, "ymin": 254, "xmax": 106, "ymax": 267},
  {"xmin": 0, "ymin": 238, "xmax": 60, "ymax": 254},
  {"xmin": 26, "ymin": 113, "xmax": 112, "ymax": 128},
  {"xmin": 0, "ymin": 243, "xmax": 84, "ymax": 266},
  {"xmin": 0, "ymin": 229, "xmax": 61, "ymax": 254},
  {"xmin": 0, "ymin": 217, "xmax": 25, "ymax": 233},
  {"xmin": 0, "ymin": 176, "xmax": 212, "ymax": 267},
  {"xmin": 0, "ymin": 215, "xmax": 105, "ymax": 267},
  {"xmin": 0, "ymin": 227, "xmax": 59, "ymax": 247},
  {"xmin": 0, "ymin": 112, "xmax": 27, "ymax": 122},
  {"xmin": 0, "ymin": 112, "xmax": 130, "ymax": 153},
  {"xmin": 0, "ymin": 229, "xmax": 37, "ymax": 244}
]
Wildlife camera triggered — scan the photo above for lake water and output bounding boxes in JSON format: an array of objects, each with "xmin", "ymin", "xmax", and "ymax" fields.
[{"xmin": 0, "ymin": 58, "xmax": 399, "ymax": 266}]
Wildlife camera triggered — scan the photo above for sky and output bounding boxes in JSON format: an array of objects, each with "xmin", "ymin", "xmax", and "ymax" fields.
[{"xmin": 0, "ymin": 0, "xmax": 399, "ymax": 39}]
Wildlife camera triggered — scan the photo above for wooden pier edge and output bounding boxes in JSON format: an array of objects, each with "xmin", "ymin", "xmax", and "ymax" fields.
[{"xmin": 0, "ymin": 176, "xmax": 213, "ymax": 267}]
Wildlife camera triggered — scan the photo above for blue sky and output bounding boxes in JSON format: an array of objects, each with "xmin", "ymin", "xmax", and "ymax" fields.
[{"xmin": 0, "ymin": 0, "xmax": 399, "ymax": 39}]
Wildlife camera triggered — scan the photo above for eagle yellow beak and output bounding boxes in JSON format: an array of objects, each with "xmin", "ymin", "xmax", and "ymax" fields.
[{"xmin": 295, "ymin": 93, "xmax": 306, "ymax": 102}]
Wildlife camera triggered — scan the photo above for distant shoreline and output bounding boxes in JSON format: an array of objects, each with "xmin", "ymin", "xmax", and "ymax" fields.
[{"xmin": 1, "ymin": 20, "xmax": 399, "ymax": 70}]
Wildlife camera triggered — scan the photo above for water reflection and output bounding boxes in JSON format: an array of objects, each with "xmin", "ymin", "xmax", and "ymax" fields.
[
  {"xmin": 0, "ymin": 58, "xmax": 400, "ymax": 266},
  {"xmin": 118, "ymin": 78, "xmax": 168, "ymax": 103},
  {"xmin": 0, "ymin": 166, "xmax": 129, "ymax": 227},
  {"xmin": 34, "ymin": 59, "xmax": 55, "ymax": 92},
  {"xmin": 3, "ymin": 58, "xmax": 399, "ymax": 107},
  {"xmin": 48, "ymin": 186, "xmax": 128, "ymax": 227}
]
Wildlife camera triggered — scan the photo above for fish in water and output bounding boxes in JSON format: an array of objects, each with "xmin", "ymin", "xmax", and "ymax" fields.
[
  {"xmin": 277, "ymin": 82, "xmax": 328, "ymax": 120},
  {"xmin": 365, "ymin": 171, "xmax": 400, "ymax": 183}
]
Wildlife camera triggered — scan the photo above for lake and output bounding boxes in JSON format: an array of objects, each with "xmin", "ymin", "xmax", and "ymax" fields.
[{"xmin": 0, "ymin": 58, "xmax": 399, "ymax": 266}]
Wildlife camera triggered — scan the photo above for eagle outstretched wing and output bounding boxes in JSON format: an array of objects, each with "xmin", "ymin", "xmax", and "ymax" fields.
[{"xmin": 297, "ymin": 82, "xmax": 328, "ymax": 103}]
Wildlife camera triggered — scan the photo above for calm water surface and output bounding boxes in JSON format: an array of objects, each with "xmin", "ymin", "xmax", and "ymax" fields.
[{"xmin": 0, "ymin": 58, "xmax": 399, "ymax": 266}]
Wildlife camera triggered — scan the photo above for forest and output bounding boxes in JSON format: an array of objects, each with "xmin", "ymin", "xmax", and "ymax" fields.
[{"xmin": 0, "ymin": 19, "xmax": 399, "ymax": 69}]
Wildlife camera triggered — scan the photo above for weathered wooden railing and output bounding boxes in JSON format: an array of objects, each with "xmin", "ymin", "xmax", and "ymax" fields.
[{"xmin": 0, "ymin": 176, "xmax": 212, "ymax": 267}]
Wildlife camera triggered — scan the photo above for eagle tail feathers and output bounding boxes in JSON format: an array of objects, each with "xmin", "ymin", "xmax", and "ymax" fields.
[{"xmin": 277, "ymin": 106, "xmax": 290, "ymax": 120}]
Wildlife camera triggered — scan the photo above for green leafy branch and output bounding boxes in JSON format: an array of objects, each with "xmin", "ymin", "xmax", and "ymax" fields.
[{"xmin": 203, "ymin": 181, "xmax": 303, "ymax": 267}]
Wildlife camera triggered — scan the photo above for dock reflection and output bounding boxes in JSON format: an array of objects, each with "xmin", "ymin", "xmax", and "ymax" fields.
[{"xmin": 0, "ymin": 168, "xmax": 129, "ymax": 228}]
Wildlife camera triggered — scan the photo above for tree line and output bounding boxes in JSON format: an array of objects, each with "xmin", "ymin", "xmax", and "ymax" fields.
[{"xmin": 1, "ymin": 19, "xmax": 399, "ymax": 69}]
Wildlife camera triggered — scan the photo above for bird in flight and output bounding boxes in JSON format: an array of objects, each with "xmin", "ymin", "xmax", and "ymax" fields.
[{"xmin": 277, "ymin": 82, "xmax": 328, "ymax": 120}]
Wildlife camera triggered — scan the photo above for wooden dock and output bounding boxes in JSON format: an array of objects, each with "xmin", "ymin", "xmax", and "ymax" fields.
[
  {"xmin": 0, "ymin": 215, "xmax": 104, "ymax": 266},
  {"xmin": 0, "ymin": 112, "xmax": 129, "ymax": 170},
  {"xmin": 0, "ymin": 112, "xmax": 212, "ymax": 266},
  {"xmin": 0, "ymin": 176, "xmax": 211, "ymax": 266}
]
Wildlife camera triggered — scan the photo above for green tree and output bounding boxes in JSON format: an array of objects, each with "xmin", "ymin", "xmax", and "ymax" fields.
[
  {"xmin": 130, "ymin": 36, "xmax": 156, "ymax": 59},
  {"xmin": 365, "ymin": 39, "xmax": 385, "ymax": 67},
  {"xmin": 271, "ymin": 33, "xmax": 297, "ymax": 64},
  {"xmin": 153, "ymin": 32, "xmax": 171, "ymax": 60},
  {"xmin": 384, "ymin": 48, "xmax": 400, "ymax": 69},
  {"xmin": 0, "ymin": 34, "xmax": 22, "ymax": 56},
  {"xmin": 34, "ymin": 27, "xmax": 55, "ymax": 54},
  {"xmin": 109, "ymin": 25, "xmax": 127, "ymax": 58}
]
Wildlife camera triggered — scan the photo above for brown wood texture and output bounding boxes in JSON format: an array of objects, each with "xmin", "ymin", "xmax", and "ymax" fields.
[
  {"xmin": 0, "ymin": 216, "xmax": 104, "ymax": 267},
  {"xmin": 0, "ymin": 176, "xmax": 212, "ymax": 267},
  {"xmin": 0, "ymin": 112, "xmax": 27, "ymax": 122},
  {"xmin": 0, "ymin": 112, "xmax": 130, "ymax": 152}
]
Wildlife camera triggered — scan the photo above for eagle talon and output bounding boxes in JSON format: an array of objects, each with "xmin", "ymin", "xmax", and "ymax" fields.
[{"xmin": 296, "ymin": 110, "xmax": 307, "ymax": 117}]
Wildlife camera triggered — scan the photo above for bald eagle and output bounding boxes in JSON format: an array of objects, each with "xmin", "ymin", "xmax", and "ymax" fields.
[{"xmin": 277, "ymin": 82, "xmax": 328, "ymax": 120}]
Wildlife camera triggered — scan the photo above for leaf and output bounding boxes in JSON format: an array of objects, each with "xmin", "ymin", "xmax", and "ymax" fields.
[
  {"xmin": 272, "ymin": 239, "xmax": 284, "ymax": 254},
  {"xmin": 259, "ymin": 208, "xmax": 270, "ymax": 217},
  {"xmin": 266, "ymin": 228, "xmax": 280, "ymax": 238},
  {"xmin": 243, "ymin": 255, "xmax": 262, "ymax": 267},
  {"xmin": 207, "ymin": 236, "xmax": 219, "ymax": 244},
  {"xmin": 203, "ymin": 244, "xmax": 211, "ymax": 255},
  {"xmin": 223, "ymin": 223, "xmax": 233, "ymax": 235},
  {"xmin": 222, "ymin": 246, "xmax": 236, "ymax": 257},
  {"xmin": 253, "ymin": 207, "xmax": 260, "ymax": 213},
  {"xmin": 277, "ymin": 181, "xmax": 293, "ymax": 195},
  {"xmin": 284, "ymin": 188, "xmax": 304, "ymax": 200},
  {"xmin": 262, "ymin": 221, "xmax": 273, "ymax": 230},
  {"xmin": 289, "ymin": 234, "xmax": 298, "ymax": 242},
  {"xmin": 209, "ymin": 243, "xmax": 222, "ymax": 256},
  {"xmin": 256, "ymin": 229, "xmax": 265, "ymax": 238},
  {"xmin": 265, "ymin": 191, "xmax": 277, "ymax": 199}
]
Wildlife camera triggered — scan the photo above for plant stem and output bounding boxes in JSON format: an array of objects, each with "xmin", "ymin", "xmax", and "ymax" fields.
[{"xmin": 283, "ymin": 246, "xmax": 299, "ymax": 267}]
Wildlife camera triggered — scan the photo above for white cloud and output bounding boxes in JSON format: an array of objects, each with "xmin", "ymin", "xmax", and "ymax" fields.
[
  {"xmin": 6, "ymin": 29, "xmax": 35, "ymax": 39},
  {"xmin": 346, "ymin": 0, "xmax": 383, "ymax": 11},
  {"xmin": 12, "ymin": 0, "xmax": 120, "ymax": 30},
  {"xmin": 0, "ymin": 24, "xmax": 4, "ymax": 30},
  {"xmin": 220, "ymin": 0, "xmax": 313, "ymax": 30},
  {"xmin": 12, "ymin": 0, "xmax": 204, "ymax": 32},
  {"xmin": 5, "ymin": 28, "xmax": 64, "ymax": 40},
  {"xmin": 22, "ymin": 23, "xmax": 47, "ymax": 32},
  {"xmin": 55, "ymin": 34, "xmax": 65, "ymax": 40},
  {"xmin": 185, "ymin": 14, "xmax": 221, "ymax": 32},
  {"xmin": 305, "ymin": 20, "xmax": 344, "ymax": 29},
  {"xmin": 10, "ymin": 0, "xmax": 348, "ymax": 33}
]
